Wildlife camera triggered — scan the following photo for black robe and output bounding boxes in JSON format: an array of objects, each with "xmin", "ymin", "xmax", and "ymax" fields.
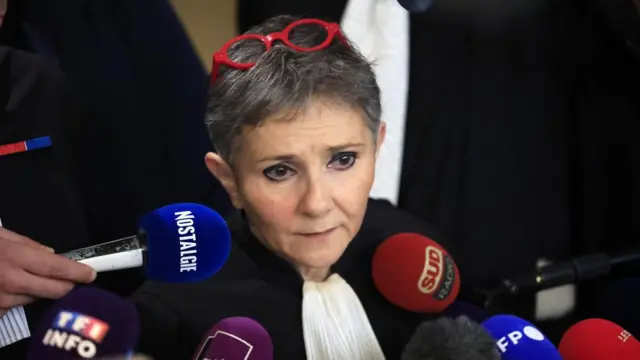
[{"xmin": 132, "ymin": 199, "xmax": 455, "ymax": 360}]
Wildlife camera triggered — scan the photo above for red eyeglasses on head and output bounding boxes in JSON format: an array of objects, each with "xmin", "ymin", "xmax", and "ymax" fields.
[{"xmin": 210, "ymin": 18, "xmax": 347, "ymax": 84}]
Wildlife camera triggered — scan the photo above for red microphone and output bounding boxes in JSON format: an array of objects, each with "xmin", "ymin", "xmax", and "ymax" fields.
[
  {"xmin": 559, "ymin": 318, "xmax": 640, "ymax": 360},
  {"xmin": 371, "ymin": 233, "xmax": 460, "ymax": 313}
]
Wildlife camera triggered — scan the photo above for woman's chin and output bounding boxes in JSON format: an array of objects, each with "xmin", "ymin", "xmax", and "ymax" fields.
[
  {"xmin": 293, "ymin": 251, "xmax": 342, "ymax": 271},
  {"xmin": 284, "ymin": 232, "xmax": 351, "ymax": 273}
]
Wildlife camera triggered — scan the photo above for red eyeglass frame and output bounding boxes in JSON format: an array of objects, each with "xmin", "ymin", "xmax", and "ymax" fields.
[{"xmin": 210, "ymin": 18, "xmax": 347, "ymax": 84}]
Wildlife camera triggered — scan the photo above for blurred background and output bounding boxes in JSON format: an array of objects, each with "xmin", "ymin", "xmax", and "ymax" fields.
[{"xmin": 170, "ymin": 0, "xmax": 236, "ymax": 69}]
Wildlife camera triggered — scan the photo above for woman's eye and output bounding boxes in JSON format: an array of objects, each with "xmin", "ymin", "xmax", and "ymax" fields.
[
  {"xmin": 328, "ymin": 152, "xmax": 357, "ymax": 170},
  {"xmin": 263, "ymin": 165, "xmax": 295, "ymax": 181}
]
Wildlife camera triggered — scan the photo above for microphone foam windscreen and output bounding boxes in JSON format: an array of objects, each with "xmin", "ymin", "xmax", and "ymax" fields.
[
  {"xmin": 402, "ymin": 315, "xmax": 500, "ymax": 360},
  {"xmin": 443, "ymin": 301, "xmax": 489, "ymax": 324},
  {"xmin": 139, "ymin": 202, "xmax": 231, "ymax": 282},
  {"xmin": 559, "ymin": 318, "xmax": 640, "ymax": 360},
  {"xmin": 597, "ymin": 278, "xmax": 640, "ymax": 337},
  {"xmin": 27, "ymin": 286, "xmax": 139, "ymax": 360},
  {"xmin": 192, "ymin": 317, "xmax": 273, "ymax": 360},
  {"xmin": 482, "ymin": 315, "xmax": 562, "ymax": 360},
  {"xmin": 372, "ymin": 233, "xmax": 460, "ymax": 313}
]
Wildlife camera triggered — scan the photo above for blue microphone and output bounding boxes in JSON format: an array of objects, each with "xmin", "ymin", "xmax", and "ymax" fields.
[
  {"xmin": 26, "ymin": 286, "xmax": 139, "ymax": 359},
  {"xmin": 397, "ymin": 0, "xmax": 436, "ymax": 13},
  {"xmin": 482, "ymin": 315, "xmax": 562, "ymax": 360},
  {"xmin": 597, "ymin": 278, "xmax": 640, "ymax": 337},
  {"xmin": 61, "ymin": 203, "xmax": 231, "ymax": 282}
]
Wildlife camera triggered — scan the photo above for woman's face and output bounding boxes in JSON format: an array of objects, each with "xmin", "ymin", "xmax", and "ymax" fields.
[{"xmin": 207, "ymin": 100, "xmax": 384, "ymax": 279}]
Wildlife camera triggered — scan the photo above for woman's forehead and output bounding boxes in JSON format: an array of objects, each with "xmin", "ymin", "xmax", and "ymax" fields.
[{"xmin": 238, "ymin": 102, "xmax": 372, "ymax": 159}]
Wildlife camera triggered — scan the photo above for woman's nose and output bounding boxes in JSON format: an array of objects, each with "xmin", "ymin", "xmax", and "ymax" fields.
[{"xmin": 299, "ymin": 178, "xmax": 333, "ymax": 217}]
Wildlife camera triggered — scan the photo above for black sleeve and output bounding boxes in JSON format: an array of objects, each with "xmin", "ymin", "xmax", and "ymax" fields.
[
  {"xmin": 132, "ymin": 291, "xmax": 182, "ymax": 360},
  {"xmin": 0, "ymin": 338, "xmax": 28, "ymax": 359}
]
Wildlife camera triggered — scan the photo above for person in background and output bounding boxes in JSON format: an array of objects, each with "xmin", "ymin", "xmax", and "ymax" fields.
[
  {"xmin": 1, "ymin": 0, "xmax": 236, "ymax": 357},
  {"xmin": 132, "ymin": 14, "xmax": 457, "ymax": 360},
  {"xmin": 0, "ymin": 46, "xmax": 99, "ymax": 358}
]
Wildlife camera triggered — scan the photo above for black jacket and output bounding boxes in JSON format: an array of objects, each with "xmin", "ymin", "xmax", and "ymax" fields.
[{"xmin": 132, "ymin": 199, "xmax": 453, "ymax": 360}]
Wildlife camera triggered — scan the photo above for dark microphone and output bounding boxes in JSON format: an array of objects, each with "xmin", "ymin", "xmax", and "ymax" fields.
[
  {"xmin": 402, "ymin": 316, "xmax": 500, "ymax": 360},
  {"xmin": 482, "ymin": 315, "xmax": 562, "ymax": 360},
  {"xmin": 442, "ymin": 301, "xmax": 489, "ymax": 324},
  {"xmin": 495, "ymin": 248, "xmax": 640, "ymax": 295},
  {"xmin": 372, "ymin": 233, "xmax": 460, "ymax": 313},
  {"xmin": 597, "ymin": 278, "xmax": 640, "ymax": 337},
  {"xmin": 191, "ymin": 317, "xmax": 273, "ymax": 360},
  {"xmin": 559, "ymin": 318, "xmax": 640, "ymax": 360},
  {"xmin": 26, "ymin": 286, "xmax": 139, "ymax": 359},
  {"xmin": 61, "ymin": 203, "xmax": 231, "ymax": 282},
  {"xmin": 397, "ymin": 0, "xmax": 436, "ymax": 12}
]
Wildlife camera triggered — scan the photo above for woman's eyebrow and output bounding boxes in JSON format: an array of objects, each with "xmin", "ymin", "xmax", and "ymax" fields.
[
  {"xmin": 327, "ymin": 142, "xmax": 365, "ymax": 152},
  {"xmin": 256, "ymin": 142, "xmax": 365, "ymax": 163},
  {"xmin": 257, "ymin": 154, "xmax": 297, "ymax": 163}
]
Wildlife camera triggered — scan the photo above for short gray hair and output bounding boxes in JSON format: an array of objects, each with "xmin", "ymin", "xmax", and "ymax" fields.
[{"xmin": 205, "ymin": 15, "xmax": 381, "ymax": 163}]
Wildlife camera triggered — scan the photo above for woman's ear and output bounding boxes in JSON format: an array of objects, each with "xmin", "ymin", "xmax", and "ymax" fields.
[
  {"xmin": 205, "ymin": 152, "xmax": 244, "ymax": 209},
  {"xmin": 376, "ymin": 121, "xmax": 386, "ymax": 156}
]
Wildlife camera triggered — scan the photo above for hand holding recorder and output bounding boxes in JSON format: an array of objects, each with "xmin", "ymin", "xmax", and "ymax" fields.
[{"xmin": 0, "ymin": 227, "xmax": 96, "ymax": 317}]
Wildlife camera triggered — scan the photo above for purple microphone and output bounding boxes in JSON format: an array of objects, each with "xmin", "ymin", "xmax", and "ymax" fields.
[{"xmin": 191, "ymin": 317, "xmax": 273, "ymax": 360}]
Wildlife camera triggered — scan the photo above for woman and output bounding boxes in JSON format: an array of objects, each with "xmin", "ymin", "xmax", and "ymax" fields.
[{"xmin": 133, "ymin": 15, "xmax": 454, "ymax": 360}]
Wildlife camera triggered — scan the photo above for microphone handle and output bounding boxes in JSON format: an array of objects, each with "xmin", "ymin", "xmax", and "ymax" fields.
[
  {"xmin": 556, "ymin": 249, "xmax": 640, "ymax": 282},
  {"xmin": 609, "ymin": 248, "xmax": 640, "ymax": 266},
  {"xmin": 60, "ymin": 234, "xmax": 147, "ymax": 272},
  {"xmin": 500, "ymin": 249, "xmax": 640, "ymax": 294},
  {"xmin": 480, "ymin": 248, "xmax": 640, "ymax": 310}
]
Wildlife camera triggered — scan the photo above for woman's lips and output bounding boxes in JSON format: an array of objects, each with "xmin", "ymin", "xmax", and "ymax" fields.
[{"xmin": 298, "ymin": 227, "xmax": 337, "ymax": 239}]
